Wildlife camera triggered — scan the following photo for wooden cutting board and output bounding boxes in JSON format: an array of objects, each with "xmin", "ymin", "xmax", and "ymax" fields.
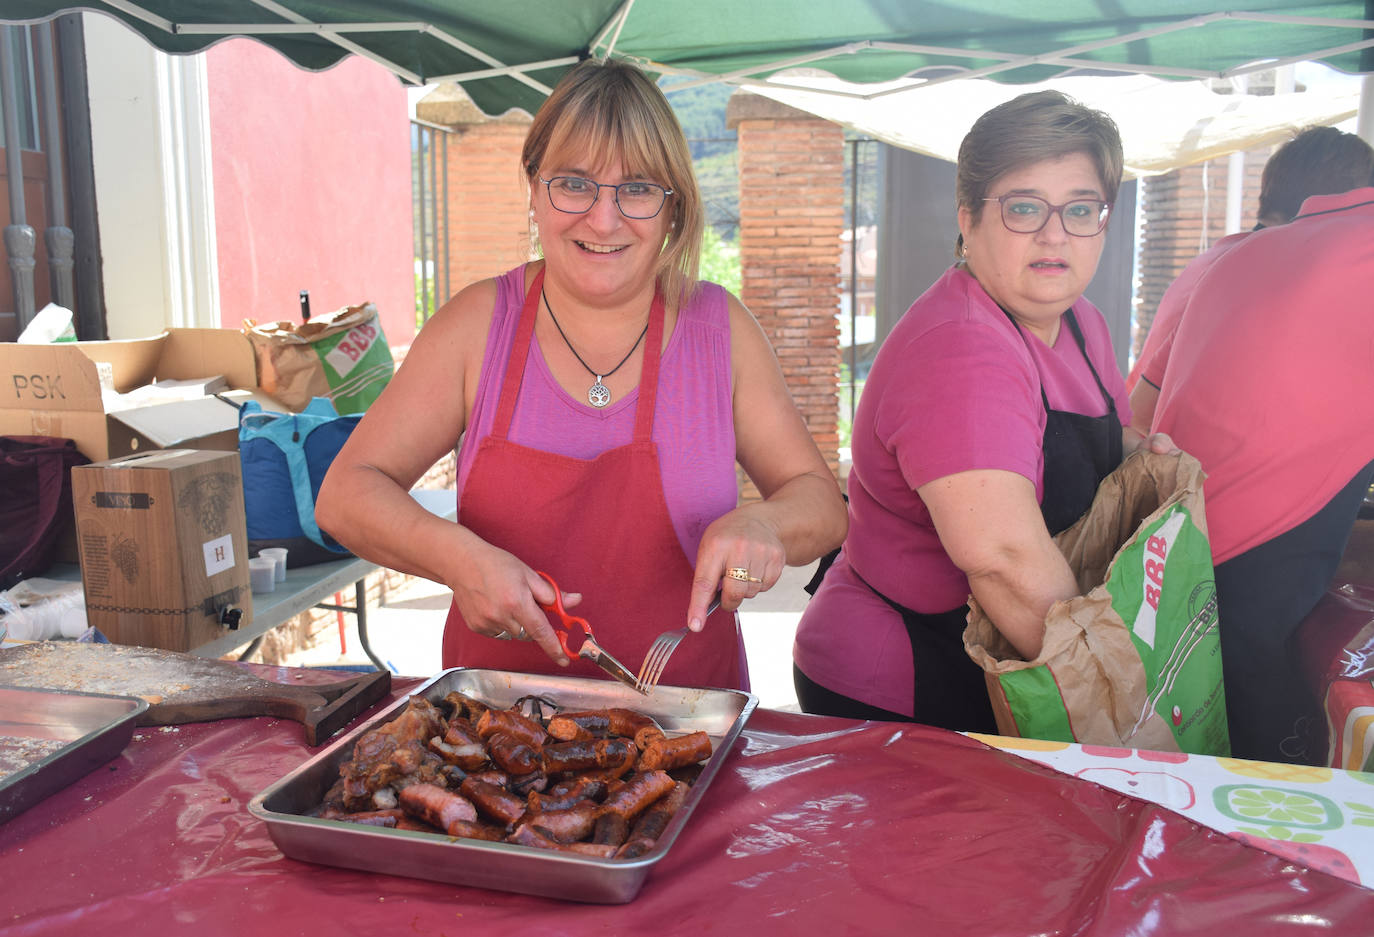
[{"xmin": 0, "ymin": 642, "xmax": 392, "ymax": 745}]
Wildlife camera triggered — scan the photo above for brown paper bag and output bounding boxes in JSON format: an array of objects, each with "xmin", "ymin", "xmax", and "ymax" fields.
[
  {"xmin": 244, "ymin": 303, "xmax": 393, "ymax": 414},
  {"xmin": 964, "ymin": 450, "xmax": 1229, "ymax": 754}
]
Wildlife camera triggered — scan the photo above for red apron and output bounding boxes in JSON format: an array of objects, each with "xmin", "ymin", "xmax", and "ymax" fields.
[{"xmin": 441, "ymin": 269, "xmax": 744, "ymax": 690}]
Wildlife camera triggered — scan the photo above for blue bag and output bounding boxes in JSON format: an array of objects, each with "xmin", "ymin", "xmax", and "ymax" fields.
[{"xmin": 238, "ymin": 397, "xmax": 360, "ymax": 567}]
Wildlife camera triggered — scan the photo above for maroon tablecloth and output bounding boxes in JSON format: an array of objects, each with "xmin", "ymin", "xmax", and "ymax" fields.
[{"xmin": 3, "ymin": 678, "xmax": 1372, "ymax": 936}]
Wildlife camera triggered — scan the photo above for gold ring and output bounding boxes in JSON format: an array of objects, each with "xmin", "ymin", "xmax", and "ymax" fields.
[{"xmin": 726, "ymin": 567, "xmax": 762, "ymax": 583}]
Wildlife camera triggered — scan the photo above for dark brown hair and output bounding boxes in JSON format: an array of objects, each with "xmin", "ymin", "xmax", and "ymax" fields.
[
  {"xmin": 954, "ymin": 90, "xmax": 1123, "ymax": 258},
  {"xmin": 1258, "ymin": 125, "xmax": 1374, "ymax": 225}
]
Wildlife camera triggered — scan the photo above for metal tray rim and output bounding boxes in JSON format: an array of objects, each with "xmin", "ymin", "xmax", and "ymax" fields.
[{"xmin": 0, "ymin": 685, "xmax": 150, "ymax": 823}]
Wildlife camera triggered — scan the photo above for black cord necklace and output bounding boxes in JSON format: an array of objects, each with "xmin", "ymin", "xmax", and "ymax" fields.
[{"xmin": 542, "ymin": 288, "xmax": 650, "ymax": 408}]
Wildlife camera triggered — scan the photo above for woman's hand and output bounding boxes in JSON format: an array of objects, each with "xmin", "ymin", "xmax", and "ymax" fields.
[
  {"xmin": 685, "ymin": 292, "xmax": 845, "ymax": 634},
  {"xmin": 446, "ymin": 545, "xmax": 576, "ymax": 666},
  {"xmin": 687, "ymin": 509, "xmax": 786, "ymax": 631},
  {"xmin": 1123, "ymin": 424, "xmax": 1180, "ymax": 456}
]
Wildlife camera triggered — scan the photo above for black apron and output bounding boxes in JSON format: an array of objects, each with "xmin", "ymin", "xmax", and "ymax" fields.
[{"xmin": 816, "ymin": 306, "xmax": 1123, "ymax": 732}]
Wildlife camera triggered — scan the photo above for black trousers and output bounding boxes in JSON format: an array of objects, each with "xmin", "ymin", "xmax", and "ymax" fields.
[
  {"xmin": 1216, "ymin": 460, "xmax": 1374, "ymax": 765},
  {"xmin": 793, "ymin": 666, "xmax": 910, "ymax": 722}
]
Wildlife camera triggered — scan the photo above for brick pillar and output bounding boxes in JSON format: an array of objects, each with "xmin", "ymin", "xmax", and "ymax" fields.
[
  {"xmin": 1134, "ymin": 147, "xmax": 1268, "ymax": 360},
  {"xmin": 727, "ymin": 92, "xmax": 845, "ymax": 500},
  {"xmin": 415, "ymin": 85, "xmax": 535, "ymax": 304}
]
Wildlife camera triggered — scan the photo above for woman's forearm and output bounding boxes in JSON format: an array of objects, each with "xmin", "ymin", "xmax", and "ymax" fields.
[
  {"xmin": 316, "ymin": 463, "xmax": 475, "ymax": 586},
  {"xmin": 965, "ymin": 543, "xmax": 1078, "ymax": 660},
  {"xmin": 739, "ymin": 470, "xmax": 848, "ymax": 565}
]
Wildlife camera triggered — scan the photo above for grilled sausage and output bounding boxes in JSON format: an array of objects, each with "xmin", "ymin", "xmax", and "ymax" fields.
[
  {"xmin": 447, "ymin": 819, "xmax": 506, "ymax": 841},
  {"xmin": 428, "ymin": 734, "xmax": 487, "ymax": 771},
  {"xmin": 397, "ymin": 782, "xmax": 477, "ymax": 834},
  {"xmin": 486, "ymin": 732, "xmax": 542, "ymax": 775},
  {"xmin": 465, "ymin": 768, "xmax": 509, "ymax": 788},
  {"xmin": 592, "ymin": 811, "xmax": 630, "ymax": 847},
  {"xmin": 581, "ymin": 743, "xmax": 639, "ymax": 782},
  {"xmin": 542, "ymin": 738, "xmax": 636, "ymax": 774},
  {"xmin": 606, "ymin": 708, "xmax": 660, "ymax": 739},
  {"xmin": 396, "ymin": 816, "xmax": 440, "ymax": 833},
  {"xmin": 460, "ymin": 777, "xmax": 528, "ymax": 827},
  {"xmin": 528, "ymin": 777, "xmax": 608, "ymax": 812},
  {"xmin": 634, "ymin": 724, "xmax": 667, "ymax": 751},
  {"xmin": 442, "ymin": 691, "xmax": 490, "ymax": 723},
  {"xmin": 476, "ymin": 709, "xmax": 547, "ymax": 748},
  {"xmin": 509, "ymin": 771, "xmax": 548, "ymax": 796},
  {"xmin": 506, "ymin": 822, "xmax": 569, "ymax": 851},
  {"xmin": 615, "ymin": 781, "xmax": 690, "ymax": 858},
  {"xmin": 636, "ymin": 731, "xmax": 713, "ymax": 772},
  {"xmin": 598, "ymin": 769, "xmax": 675, "ymax": 822},
  {"xmin": 528, "ymin": 800, "xmax": 598, "ymax": 843},
  {"xmin": 547, "ymin": 711, "xmax": 611, "ymax": 741}
]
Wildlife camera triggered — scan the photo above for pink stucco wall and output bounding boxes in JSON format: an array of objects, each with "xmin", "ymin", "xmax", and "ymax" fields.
[{"xmin": 206, "ymin": 39, "xmax": 415, "ymax": 346}]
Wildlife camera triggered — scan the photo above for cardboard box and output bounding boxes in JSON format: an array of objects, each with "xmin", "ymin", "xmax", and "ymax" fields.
[
  {"xmin": 0, "ymin": 327, "xmax": 281, "ymax": 464},
  {"xmin": 71, "ymin": 449, "xmax": 254, "ymax": 652}
]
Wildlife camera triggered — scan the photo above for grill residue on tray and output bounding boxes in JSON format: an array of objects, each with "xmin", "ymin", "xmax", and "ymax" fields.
[{"xmin": 0, "ymin": 736, "xmax": 69, "ymax": 779}]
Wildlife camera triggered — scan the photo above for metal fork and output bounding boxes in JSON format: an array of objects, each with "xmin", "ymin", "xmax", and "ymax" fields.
[{"xmin": 635, "ymin": 592, "xmax": 720, "ymax": 694}]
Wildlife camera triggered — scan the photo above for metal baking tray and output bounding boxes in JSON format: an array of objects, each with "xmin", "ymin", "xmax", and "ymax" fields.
[
  {"xmin": 0, "ymin": 686, "xmax": 149, "ymax": 823},
  {"xmin": 249, "ymin": 668, "xmax": 757, "ymax": 903}
]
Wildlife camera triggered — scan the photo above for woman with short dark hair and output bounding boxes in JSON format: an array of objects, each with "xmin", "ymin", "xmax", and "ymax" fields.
[{"xmin": 795, "ymin": 90, "xmax": 1169, "ymax": 728}]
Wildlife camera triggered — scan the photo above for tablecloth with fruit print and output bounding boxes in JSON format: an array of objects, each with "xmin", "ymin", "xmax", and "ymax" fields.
[{"xmin": 974, "ymin": 734, "xmax": 1374, "ymax": 888}]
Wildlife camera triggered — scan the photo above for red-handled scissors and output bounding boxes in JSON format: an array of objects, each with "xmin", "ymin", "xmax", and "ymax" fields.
[{"xmin": 535, "ymin": 570, "xmax": 646, "ymax": 695}]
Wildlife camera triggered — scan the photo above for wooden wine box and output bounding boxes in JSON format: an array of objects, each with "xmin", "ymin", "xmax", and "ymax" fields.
[{"xmin": 71, "ymin": 449, "xmax": 253, "ymax": 651}]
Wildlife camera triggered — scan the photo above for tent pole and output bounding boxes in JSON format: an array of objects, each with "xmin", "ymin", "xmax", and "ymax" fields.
[{"xmin": 1358, "ymin": 75, "xmax": 1374, "ymax": 146}]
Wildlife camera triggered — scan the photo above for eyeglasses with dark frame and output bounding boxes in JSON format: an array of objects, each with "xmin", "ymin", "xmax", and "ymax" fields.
[
  {"xmin": 538, "ymin": 175, "xmax": 674, "ymax": 220},
  {"xmin": 982, "ymin": 194, "xmax": 1112, "ymax": 237}
]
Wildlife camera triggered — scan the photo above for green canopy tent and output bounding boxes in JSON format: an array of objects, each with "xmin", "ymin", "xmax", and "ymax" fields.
[
  {"xmin": 4, "ymin": 1, "xmax": 1374, "ymax": 115},
  {"xmin": 2, "ymin": 1, "xmax": 1372, "ymax": 338}
]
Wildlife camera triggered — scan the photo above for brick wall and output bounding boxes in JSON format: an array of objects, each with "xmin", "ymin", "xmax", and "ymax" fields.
[
  {"xmin": 416, "ymin": 88, "xmax": 534, "ymax": 305},
  {"xmin": 1133, "ymin": 147, "xmax": 1269, "ymax": 361},
  {"xmin": 728, "ymin": 93, "xmax": 845, "ymax": 500}
]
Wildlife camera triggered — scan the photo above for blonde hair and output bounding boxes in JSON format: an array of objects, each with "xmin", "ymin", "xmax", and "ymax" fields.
[
  {"xmin": 522, "ymin": 59, "xmax": 703, "ymax": 306},
  {"xmin": 955, "ymin": 90, "xmax": 1123, "ymax": 259}
]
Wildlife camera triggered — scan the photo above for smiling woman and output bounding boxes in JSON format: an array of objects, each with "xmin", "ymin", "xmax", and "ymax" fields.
[
  {"xmin": 314, "ymin": 59, "xmax": 847, "ymax": 694},
  {"xmin": 794, "ymin": 90, "xmax": 1173, "ymax": 731}
]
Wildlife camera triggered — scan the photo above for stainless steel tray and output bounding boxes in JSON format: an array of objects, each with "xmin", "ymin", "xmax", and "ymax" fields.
[
  {"xmin": 248, "ymin": 668, "xmax": 757, "ymax": 903},
  {"xmin": 0, "ymin": 685, "xmax": 149, "ymax": 823}
]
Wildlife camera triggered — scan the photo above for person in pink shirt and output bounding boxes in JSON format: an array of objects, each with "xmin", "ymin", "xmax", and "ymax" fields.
[
  {"xmin": 1127, "ymin": 125, "xmax": 1374, "ymax": 418},
  {"xmin": 1145, "ymin": 183, "xmax": 1374, "ymax": 764},
  {"xmin": 795, "ymin": 91, "xmax": 1171, "ymax": 727},
  {"xmin": 317, "ymin": 60, "xmax": 846, "ymax": 690}
]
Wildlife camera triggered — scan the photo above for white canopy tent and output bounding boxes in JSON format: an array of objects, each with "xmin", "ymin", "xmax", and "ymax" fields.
[{"xmin": 744, "ymin": 70, "xmax": 1365, "ymax": 178}]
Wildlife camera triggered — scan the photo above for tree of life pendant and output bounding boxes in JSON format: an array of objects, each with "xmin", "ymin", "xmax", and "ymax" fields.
[{"xmin": 587, "ymin": 379, "xmax": 611, "ymax": 408}]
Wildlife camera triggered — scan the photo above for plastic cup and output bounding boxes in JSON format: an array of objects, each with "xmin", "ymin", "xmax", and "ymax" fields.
[
  {"xmin": 249, "ymin": 557, "xmax": 277, "ymax": 593},
  {"xmin": 259, "ymin": 547, "xmax": 289, "ymax": 582}
]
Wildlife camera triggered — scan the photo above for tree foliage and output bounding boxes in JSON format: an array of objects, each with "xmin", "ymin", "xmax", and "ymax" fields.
[{"xmin": 698, "ymin": 224, "xmax": 741, "ymax": 295}]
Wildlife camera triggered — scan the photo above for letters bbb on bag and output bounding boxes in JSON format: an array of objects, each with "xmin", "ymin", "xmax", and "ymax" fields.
[
  {"xmin": 244, "ymin": 302, "xmax": 393, "ymax": 414},
  {"xmin": 238, "ymin": 397, "xmax": 360, "ymax": 567}
]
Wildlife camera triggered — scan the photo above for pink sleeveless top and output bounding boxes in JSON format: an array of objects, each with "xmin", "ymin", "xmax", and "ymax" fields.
[{"xmin": 457, "ymin": 265, "xmax": 739, "ymax": 563}]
